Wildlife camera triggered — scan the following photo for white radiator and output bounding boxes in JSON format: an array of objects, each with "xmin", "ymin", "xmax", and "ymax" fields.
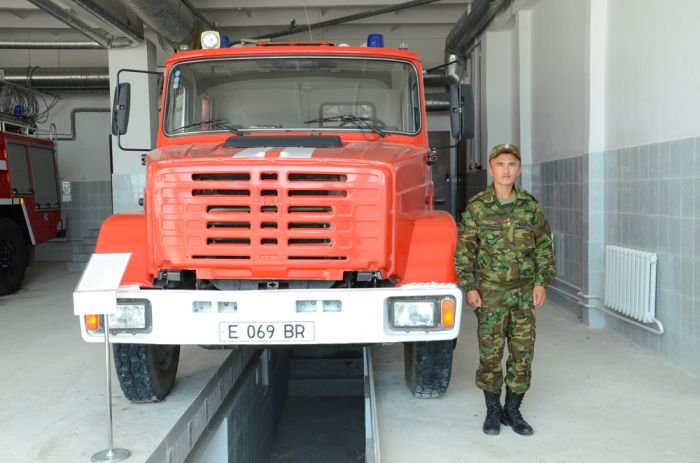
[{"xmin": 604, "ymin": 246, "xmax": 658, "ymax": 323}]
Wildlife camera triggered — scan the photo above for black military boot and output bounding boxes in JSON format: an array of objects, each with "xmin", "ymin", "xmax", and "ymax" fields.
[
  {"xmin": 482, "ymin": 390, "xmax": 502, "ymax": 435},
  {"xmin": 501, "ymin": 387, "xmax": 534, "ymax": 435}
]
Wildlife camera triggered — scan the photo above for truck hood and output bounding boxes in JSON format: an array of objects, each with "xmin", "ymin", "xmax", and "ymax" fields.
[{"xmin": 150, "ymin": 140, "xmax": 428, "ymax": 166}]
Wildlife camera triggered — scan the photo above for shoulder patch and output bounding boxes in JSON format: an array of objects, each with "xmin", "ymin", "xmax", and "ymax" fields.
[
  {"xmin": 518, "ymin": 189, "xmax": 539, "ymax": 204},
  {"xmin": 468, "ymin": 190, "xmax": 487, "ymax": 204}
]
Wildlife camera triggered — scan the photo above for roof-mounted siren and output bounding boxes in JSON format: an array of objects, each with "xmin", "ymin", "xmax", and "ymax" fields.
[{"xmin": 367, "ymin": 33, "xmax": 384, "ymax": 48}]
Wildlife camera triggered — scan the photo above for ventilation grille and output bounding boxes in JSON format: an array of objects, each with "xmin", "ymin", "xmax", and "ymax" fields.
[{"xmin": 153, "ymin": 167, "xmax": 387, "ymax": 273}]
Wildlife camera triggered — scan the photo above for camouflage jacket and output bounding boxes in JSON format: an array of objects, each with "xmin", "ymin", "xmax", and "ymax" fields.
[{"xmin": 455, "ymin": 184, "xmax": 555, "ymax": 291}]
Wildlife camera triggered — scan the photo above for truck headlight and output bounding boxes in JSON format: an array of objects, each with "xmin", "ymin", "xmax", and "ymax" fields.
[
  {"xmin": 392, "ymin": 300, "xmax": 436, "ymax": 327},
  {"xmin": 111, "ymin": 300, "xmax": 148, "ymax": 330},
  {"xmin": 388, "ymin": 297, "xmax": 456, "ymax": 329}
]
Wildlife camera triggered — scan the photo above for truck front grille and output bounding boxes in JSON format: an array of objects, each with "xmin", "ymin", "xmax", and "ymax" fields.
[{"xmin": 152, "ymin": 165, "xmax": 389, "ymax": 279}]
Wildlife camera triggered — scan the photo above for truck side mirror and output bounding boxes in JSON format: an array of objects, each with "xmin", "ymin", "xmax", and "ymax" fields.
[
  {"xmin": 112, "ymin": 82, "xmax": 131, "ymax": 136},
  {"xmin": 449, "ymin": 83, "xmax": 474, "ymax": 141}
]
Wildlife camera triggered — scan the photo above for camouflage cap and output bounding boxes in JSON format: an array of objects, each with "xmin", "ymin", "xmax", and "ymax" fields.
[{"xmin": 489, "ymin": 143, "xmax": 521, "ymax": 161}]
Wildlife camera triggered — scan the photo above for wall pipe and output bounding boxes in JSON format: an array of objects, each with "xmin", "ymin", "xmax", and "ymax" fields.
[
  {"xmin": 253, "ymin": 0, "xmax": 443, "ymax": 41},
  {"xmin": 25, "ymin": 0, "xmax": 111, "ymax": 48},
  {"xmin": 72, "ymin": 0, "xmax": 144, "ymax": 44},
  {"xmin": 54, "ymin": 107, "xmax": 110, "ymax": 141}
]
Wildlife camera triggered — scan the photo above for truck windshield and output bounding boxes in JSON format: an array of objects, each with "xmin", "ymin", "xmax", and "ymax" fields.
[{"xmin": 163, "ymin": 57, "xmax": 421, "ymax": 136}]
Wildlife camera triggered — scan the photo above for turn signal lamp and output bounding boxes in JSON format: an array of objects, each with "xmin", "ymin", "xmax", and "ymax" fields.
[
  {"xmin": 85, "ymin": 314, "xmax": 101, "ymax": 331},
  {"xmin": 441, "ymin": 298, "xmax": 455, "ymax": 329},
  {"xmin": 201, "ymin": 30, "xmax": 221, "ymax": 49}
]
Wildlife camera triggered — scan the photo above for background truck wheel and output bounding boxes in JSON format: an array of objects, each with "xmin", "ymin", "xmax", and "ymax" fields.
[
  {"xmin": 113, "ymin": 344, "xmax": 180, "ymax": 402},
  {"xmin": 0, "ymin": 218, "xmax": 28, "ymax": 296},
  {"xmin": 404, "ymin": 340, "xmax": 454, "ymax": 398}
]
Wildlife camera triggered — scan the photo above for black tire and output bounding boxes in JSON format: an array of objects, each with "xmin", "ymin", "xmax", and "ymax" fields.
[
  {"xmin": 113, "ymin": 344, "xmax": 180, "ymax": 402},
  {"xmin": 0, "ymin": 218, "xmax": 28, "ymax": 296},
  {"xmin": 404, "ymin": 340, "xmax": 454, "ymax": 398}
]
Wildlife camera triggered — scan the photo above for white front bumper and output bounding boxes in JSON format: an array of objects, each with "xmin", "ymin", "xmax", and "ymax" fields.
[{"xmin": 76, "ymin": 285, "xmax": 463, "ymax": 345}]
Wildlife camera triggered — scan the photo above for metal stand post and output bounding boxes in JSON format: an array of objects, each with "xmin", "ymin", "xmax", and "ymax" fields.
[{"xmin": 92, "ymin": 314, "xmax": 131, "ymax": 463}]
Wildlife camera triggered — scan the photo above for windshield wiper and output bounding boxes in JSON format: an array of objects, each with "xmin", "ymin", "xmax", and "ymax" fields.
[
  {"xmin": 170, "ymin": 119, "xmax": 244, "ymax": 135},
  {"xmin": 304, "ymin": 115, "xmax": 386, "ymax": 138}
]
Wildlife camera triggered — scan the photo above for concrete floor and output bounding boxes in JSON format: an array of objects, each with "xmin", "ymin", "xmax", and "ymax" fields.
[
  {"xmin": 3, "ymin": 263, "xmax": 700, "ymax": 462},
  {"xmin": 373, "ymin": 299, "xmax": 700, "ymax": 462},
  {"xmin": 0, "ymin": 263, "xmax": 230, "ymax": 463}
]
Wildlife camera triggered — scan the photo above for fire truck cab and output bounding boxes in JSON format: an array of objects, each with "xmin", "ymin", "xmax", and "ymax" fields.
[
  {"xmin": 0, "ymin": 117, "xmax": 62, "ymax": 295},
  {"xmin": 75, "ymin": 37, "xmax": 471, "ymax": 402}
]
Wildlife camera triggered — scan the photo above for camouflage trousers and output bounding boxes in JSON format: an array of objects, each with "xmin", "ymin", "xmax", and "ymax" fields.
[{"xmin": 475, "ymin": 285, "xmax": 536, "ymax": 395}]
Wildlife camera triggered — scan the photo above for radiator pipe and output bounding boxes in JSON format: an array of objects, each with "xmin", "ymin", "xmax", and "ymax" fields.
[{"xmin": 577, "ymin": 296, "xmax": 664, "ymax": 335}]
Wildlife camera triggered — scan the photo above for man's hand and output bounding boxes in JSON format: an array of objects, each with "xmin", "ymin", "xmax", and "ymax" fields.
[
  {"xmin": 533, "ymin": 285, "xmax": 547, "ymax": 308},
  {"xmin": 466, "ymin": 290, "xmax": 483, "ymax": 309}
]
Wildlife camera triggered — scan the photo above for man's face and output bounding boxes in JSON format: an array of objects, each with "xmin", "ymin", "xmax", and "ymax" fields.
[{"xmin": 488, "ymin": 153, "xmax": 522, "ymax": 188}]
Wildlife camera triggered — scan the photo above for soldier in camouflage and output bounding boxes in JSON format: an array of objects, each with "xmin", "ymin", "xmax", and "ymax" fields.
[{"xmin": 455, "ymin": 143, "xmax": 555, "ymax": 436}]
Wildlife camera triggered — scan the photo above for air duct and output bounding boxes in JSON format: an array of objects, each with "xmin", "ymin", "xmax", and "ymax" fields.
[
  {"xmin": 25, "ymin": 0, "xmax": 111, "ymax": 48},
  {"xmin": 0, "ymin": 40, "xmax": 104, "ymax": 49},
  {"xmin": 4, "ymin": 0, "xmax": 141, "ymax": 49},
  {"xmin": 445, "ymin": 0, "xmax": 508, "ymax": 56},
  {"xmin": 2, "ymin": 67, "xmax": 109, "ymax": 93},
  {"xmin": 118, "ymin": 0, "xmax": 200, "ymax": 45},
  {"xmin": 72, "ymin": 0, "xmax": 143, "ymax": 44}
]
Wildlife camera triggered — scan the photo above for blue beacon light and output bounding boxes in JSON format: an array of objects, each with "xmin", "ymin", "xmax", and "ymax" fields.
[{"xmin": 367, "ymin": 33, "xmax": 384, "ymax": 48}]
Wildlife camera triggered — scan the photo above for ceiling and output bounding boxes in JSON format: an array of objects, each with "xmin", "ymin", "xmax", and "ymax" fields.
[{"xmin": 0, "ymin": 0, "xmax": 470, "ymax": 57}]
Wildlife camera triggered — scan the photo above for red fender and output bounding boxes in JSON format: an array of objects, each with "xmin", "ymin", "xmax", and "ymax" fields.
[
  {"xmin": 95, "ymin": 214, "xmax": 153, "ymax": 287},
  {"xmin": 395, "ymin": 210, "xmax": 457, "ymax": 284}
]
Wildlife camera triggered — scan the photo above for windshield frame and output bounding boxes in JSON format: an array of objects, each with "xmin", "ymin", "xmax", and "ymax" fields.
[{"xmin": 162, "ymin": 55, "xmax": 423, "ymax": 138}]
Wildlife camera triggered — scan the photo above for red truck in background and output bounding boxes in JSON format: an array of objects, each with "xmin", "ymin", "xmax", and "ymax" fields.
[
  {"xmin": 74, "ymin": 36, "xmax": 473, "ymax": 402},
  {"xmin": 0, "ymin": 117, "xmax": 62, "ymax": 295}
]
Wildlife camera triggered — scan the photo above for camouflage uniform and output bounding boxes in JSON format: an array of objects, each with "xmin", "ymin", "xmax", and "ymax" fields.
[{"xmin": 455, "ymin": 184, "xmax": 555, "ymax": 394}]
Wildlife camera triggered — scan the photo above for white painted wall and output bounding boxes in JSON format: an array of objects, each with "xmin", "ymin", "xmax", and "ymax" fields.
[
  {"xmin": 604, "ymin": 0, "xmax": 700, "ymax": 150},
  {"xmin": 484, "ymin": 30, "xmax": 515, "ymax": 153},
  {"xmin": 36, "ymin": 95, "xmax": 111, "ymax": 182},
  {"xmin": 530, "ymin": 0, "xmax": 587, "ymax": 162}
]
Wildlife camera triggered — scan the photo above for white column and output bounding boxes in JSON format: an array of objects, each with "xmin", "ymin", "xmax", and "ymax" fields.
[
  {"xmin": 107, "ymin": 39, "xmax": 159, "ymax": 213},
  {"xmin": 516, "ymin": 10, "xmax": 532, "ymax": 171},
  {"xmin": 583, "ymin": 0, "xmax": 608, "ymax": 328}
]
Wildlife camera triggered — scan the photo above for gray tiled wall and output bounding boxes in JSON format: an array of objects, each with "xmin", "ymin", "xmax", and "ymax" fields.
[
  {"xmin": 601, "ymin": 137, "xmax": 700, "ymax": 374},
  {"xmin": 527, "ymin": 136, "xmax": 700, "ymax": 376},
  {"xmin": 34, "ymin": 180, "xmax": 112, "ymax": 261},
  {"xmin": 528, "ymin": 156, "xmax": 586, "ymax": 292}
]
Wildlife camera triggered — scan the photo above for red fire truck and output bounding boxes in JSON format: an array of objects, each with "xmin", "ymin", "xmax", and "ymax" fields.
[
  {"xmin": 0, "ymin": 116, "xmax": 62, "ymax": 295},
  {"xmin": 74, "ymin": 34, "xmax": 472, "ymax": 402}
]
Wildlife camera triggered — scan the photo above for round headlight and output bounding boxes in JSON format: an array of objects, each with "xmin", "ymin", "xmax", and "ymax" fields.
[{"xmin": 201, "ymin": 31, "xmax": 221, "ymax": 49}]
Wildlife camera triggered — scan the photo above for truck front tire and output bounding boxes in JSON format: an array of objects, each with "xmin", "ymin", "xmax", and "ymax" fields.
[
  {"xmin": 0, "ymin": 218, "xmax": 28, "ymax": 296},
  {"xmin": 404, "ymin": 340, "xmax": 454, "ymax": 398},
  {"xmin": 113, "ymin": 344, "xmax": 180, "ymax": 402}
]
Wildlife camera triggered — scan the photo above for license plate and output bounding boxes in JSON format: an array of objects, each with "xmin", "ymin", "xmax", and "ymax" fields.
[{"xmin": 219, "ymin": 322, "xmax": 315, "ymax": 343}]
